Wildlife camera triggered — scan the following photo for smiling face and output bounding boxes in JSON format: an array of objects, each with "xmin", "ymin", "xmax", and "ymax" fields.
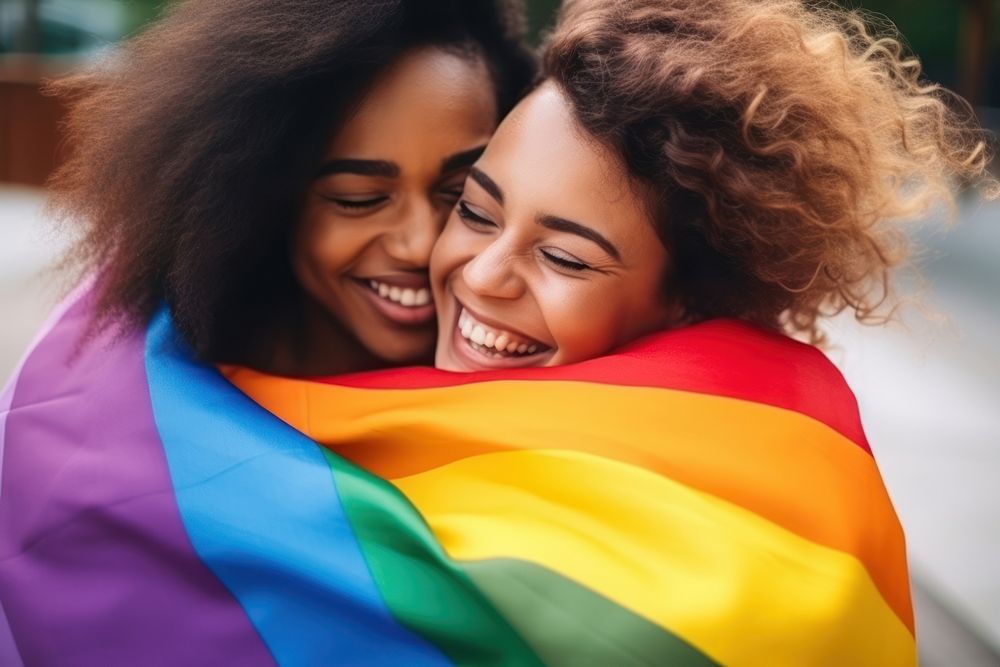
[
  {"xmin": 431, "ymin": 82, "xmax": 674, "ymax": 372},
  {"xmin": 293, "ymin": 46, "xmax": 497, "ymax": 370}
]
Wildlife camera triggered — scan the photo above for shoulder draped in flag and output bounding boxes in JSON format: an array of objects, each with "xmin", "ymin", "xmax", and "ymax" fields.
[{"xmin": 0, "ymin": 285, "xmax": 914, "ymax": 666}]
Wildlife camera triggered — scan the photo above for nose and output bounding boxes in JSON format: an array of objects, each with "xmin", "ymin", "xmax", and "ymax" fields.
[
  {"xmin": 383, "ymin": 196, "xmax": 442, "ymax": 267},
  {"xmin": 461, "ymin": 235, "xmax": 525, "ymax": 301}
]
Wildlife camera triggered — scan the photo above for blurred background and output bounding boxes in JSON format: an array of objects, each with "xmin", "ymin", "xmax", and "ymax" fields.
[{"xmin": 1, "ymin": 0, "xmax": 998, "ymax": 663}]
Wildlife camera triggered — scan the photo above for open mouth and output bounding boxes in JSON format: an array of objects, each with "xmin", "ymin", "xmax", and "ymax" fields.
[
  {"xmin": 354, "ymin": 277, "xmax": 435, "ymax": 326},
  {"xmin": 452, "ymin": 304, "xmax": 552, "ymax": 367},
  {"xmin": 365, "ymin": 279, "xmax": 432, "ymax": 308}
]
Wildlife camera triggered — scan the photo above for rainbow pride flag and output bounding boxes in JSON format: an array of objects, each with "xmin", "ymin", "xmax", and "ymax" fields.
[{"xmin": 0, "ymin": 286, "xmax": 914, "ymax": 666}]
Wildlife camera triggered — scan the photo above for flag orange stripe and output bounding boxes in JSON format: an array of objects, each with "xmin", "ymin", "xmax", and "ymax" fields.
[{"xmin": 225, "ymin": 370, "xmax": 912, "ymax": 631}]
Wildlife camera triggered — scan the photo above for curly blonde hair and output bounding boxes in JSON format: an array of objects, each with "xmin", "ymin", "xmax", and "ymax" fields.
[{"xmin": 544, "ymin": 0, "xmax": 996, "ymax": 341}]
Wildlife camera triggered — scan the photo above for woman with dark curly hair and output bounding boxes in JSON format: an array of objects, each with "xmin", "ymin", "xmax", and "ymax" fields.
[
  {"xmin": 49, "ymin": 0, "xmax": 535, "ymax": 375},
  {"xmin": 0, "ymin": 1, "xmax": 537, "ymax": 664}
]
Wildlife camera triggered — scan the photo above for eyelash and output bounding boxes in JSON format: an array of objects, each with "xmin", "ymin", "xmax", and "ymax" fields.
[
  {"xmin": 328, "ymin": 186, "xmax": 463, "ymax": 211},
  {"xmin": 457, "ymin": 201, "xmax": 591, "ymax": 272},
  {"xmin": 457, "ymin": 201, "xmax": 495, "ymax": 227},
  {"xmin": 327, "ymin": 196, "xmax": 388, "ymax": 210},
  {"xmin": 541, "ymin": 251, "xmax": 590, "ymax": 272}
]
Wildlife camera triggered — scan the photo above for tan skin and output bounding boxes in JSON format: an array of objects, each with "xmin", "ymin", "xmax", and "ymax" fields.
[
  {"xmin": 432, "ymin": 82, "xmax": 675, "ymax": 372},
  {"xmin": 267, "ymin": 47, "xmax": 496, "ymax": 376}
]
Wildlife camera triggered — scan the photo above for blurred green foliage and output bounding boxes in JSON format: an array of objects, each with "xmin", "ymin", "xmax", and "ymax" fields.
[
  {"xmin": 526, "ymin": 0, "xmax": 561, "ymax": 42},
  {"xmin": 523, "ymin": 0, "xmax": 998, "ymax": 105},
  {"xmin": 0, "ymin": 0, "xmax": 166, "ymax": 54},
  {"xmin": 2, "ymin": 0, "xmax": 996, "ymax": 104}
]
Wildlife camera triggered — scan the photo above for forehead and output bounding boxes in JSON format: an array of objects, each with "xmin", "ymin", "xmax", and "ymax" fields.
[
  {"xmin": 326, "ymin": 47, "xmax": 497, "ymax": 161},
  {"xmin": 479, "ymin": 82, "xmax": 654, "ymax": 247}
]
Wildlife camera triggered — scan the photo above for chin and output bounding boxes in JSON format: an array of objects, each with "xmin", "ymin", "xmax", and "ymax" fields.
[
  {"xmin": 369, "ymin": 340, "xmax": 435, "ymax": 366},
  {"xmin": 433, "ymin": 352, "xmax": 456, "ymax": 372}
]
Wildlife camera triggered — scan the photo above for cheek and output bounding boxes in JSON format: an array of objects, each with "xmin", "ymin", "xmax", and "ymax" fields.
[
  {"xmin": 431, "ymin": 218, "xmax": 474, "ymax": 292},
  {"xmin": 294, "ymin": 208, "xmax": 370, "ymax": 277},
  {"xmin": 543, "ymin": 275, "xmax": 668, "ymax": 362},
  {"xmin": 609, "ymin": 279, "xmax": 671, "ymax": 350},
  {"xmin": 538, "ymin": 280, "xmax": 623, "ymax": 359}
]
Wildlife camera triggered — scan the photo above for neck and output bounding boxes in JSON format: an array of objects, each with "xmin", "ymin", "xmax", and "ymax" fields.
[{"xmin": 244, "ymin": 298, "xmax": 384, "ymax": 377}]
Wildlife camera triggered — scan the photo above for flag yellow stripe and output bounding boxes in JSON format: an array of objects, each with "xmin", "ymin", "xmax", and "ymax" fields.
[
  {"xmin": 394, "ymin": 449, "xmax": 914, "ymax": 666},
  {"xmin": 224, "ymin": 370, "xmax": 911, "ymax": 631}
]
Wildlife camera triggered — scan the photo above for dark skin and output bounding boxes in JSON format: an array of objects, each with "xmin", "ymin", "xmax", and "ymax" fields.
[{"xmin": 255, "ymin": 47, "xmax": 498, "ymax": 376}]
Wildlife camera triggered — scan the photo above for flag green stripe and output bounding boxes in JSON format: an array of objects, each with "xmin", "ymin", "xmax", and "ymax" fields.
[
  {"xmin": 463, "ymin": 559, "xmax": 719, "ymax": 667},
  {"xmin": 322, "ymin": 450, "xmax": 544, "ymax": 667}
]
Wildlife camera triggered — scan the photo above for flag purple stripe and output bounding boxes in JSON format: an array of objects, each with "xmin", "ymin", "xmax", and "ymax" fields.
[
  {"xmin": 0, "ymin": 278, "xmax": 92, "ymax": 499},
  {"xmin": 0, "ymin": 288, "xmax": 275, "ymax": 667},
  {"xmin": 0, "ymin": 282, "xmax": 93, "ymax": 667},
  {"xmin": 0, "ymin": 600, "xmax": 23, "ymax": 667}
]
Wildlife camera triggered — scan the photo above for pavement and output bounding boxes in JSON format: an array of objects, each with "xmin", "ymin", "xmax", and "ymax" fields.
[
  {"xmin": 0, "ymin": 185, "xmax": 71, "ymax": 378},
  {"xmin": 824, "ymin": 193, "xmax": 1000, "ymax": 664},
  {"xmin": 2, "ymin": 183, "xmax": 999, "ymax": 663}
]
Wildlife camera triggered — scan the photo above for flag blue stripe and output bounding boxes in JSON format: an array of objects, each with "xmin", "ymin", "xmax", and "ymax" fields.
[{"xmin": 143, "ymin": 308, "xmax": 451, "ymax": 667}]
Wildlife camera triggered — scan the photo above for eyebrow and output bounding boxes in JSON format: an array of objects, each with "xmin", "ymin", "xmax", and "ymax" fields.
[
  {"xmin": 470, "ymin": 167, "xmax": 621, "ymax": 261},
  {"xmin": 539, "ymin": 214, "xmax": 622, "ymax": 261},
  {"xmin": 441, "ymin": 146, "xmax": 487, "ymax": 175},
  {"xmin": 315, "ymin": 159, "xmax": 399, "ymax": 178},
  {"xmin": 315, "ymin": 146, "xmax": 487, "ymax": 181},
  {"xmin": 469, "ymin": 167, "xmax": 504, "ymax": 205}
]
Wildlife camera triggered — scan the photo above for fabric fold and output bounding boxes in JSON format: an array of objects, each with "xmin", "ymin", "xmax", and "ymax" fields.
[{"xmin": 2, "ymin": 288, "xmax": 915, "ymax": 665}]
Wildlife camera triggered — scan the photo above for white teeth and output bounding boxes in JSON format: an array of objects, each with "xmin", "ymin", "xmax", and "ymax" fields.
[
  {"xmin": 471, "ymin": 325, "xmax": 487, "ymax": 345},
  {"xmin": 456, "ymin": 307, "xmax": 547, "ymax": 357},
  {"xmin": 367, "ymin": 280, "xmax": 432, "ymax": 308}
]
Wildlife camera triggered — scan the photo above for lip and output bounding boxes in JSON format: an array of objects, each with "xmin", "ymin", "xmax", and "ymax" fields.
[
  {"xmin": 353, "ymin": 278, "xmax": 435, "ymax": 326},
  {"xmin": 448, "ymin": 297, "xmax": 555, "ymax": 370}
]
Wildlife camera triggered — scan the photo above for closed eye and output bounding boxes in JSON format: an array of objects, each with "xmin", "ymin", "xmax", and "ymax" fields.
[
  {"xmin": 541, "ymin": 249, "xmax": 590, "ymax": 271},
  {"xmin": 439, "ymin": 187, "xmax": 464, "ymax": 203},
  {"xmin": 325, "ymin": 195, "xmax": 389, "ymax": 210},
  {"xmin": 457, "ymin": 200, "xmax": 496, "ymax": 228}
]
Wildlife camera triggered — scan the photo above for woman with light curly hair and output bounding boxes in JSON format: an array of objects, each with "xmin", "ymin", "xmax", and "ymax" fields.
[
  {"xmin": 432, "ymin": 0, "xmax": 995, "ymax": 370},
  {"xmin": 405, "ymin": 0, "xmax": 995, "ymax": 663}
]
